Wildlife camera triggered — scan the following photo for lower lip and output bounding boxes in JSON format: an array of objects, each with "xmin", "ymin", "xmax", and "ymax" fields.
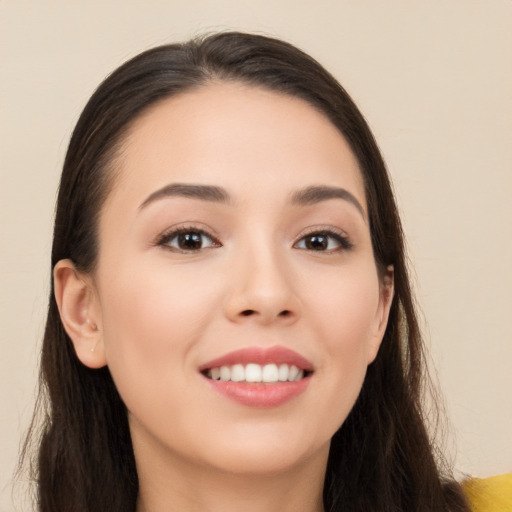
[{"xmin": 203, "ymin": 376, "xmax": 311, "ymax": 408}]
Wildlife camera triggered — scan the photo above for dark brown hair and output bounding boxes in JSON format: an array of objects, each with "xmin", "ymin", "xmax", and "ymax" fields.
[{"xmin": 20, "ymin": 31, "xmax": 469, "ymax": 511}]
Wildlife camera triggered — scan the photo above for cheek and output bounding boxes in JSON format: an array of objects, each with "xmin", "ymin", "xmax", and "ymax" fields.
[
  {"xmin": 307, "ymin": 261, "xmax": 380, "ymax": 351},
  {"xmin": 97, "ymin": 260, "xmax": 219, "ymax": 409},
  {"xmin": 303, "ymin": 263, "xmax": 381, "ymax": 418}
]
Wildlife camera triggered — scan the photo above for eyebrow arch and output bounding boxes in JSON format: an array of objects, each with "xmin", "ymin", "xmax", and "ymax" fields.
[
  {"xmin": 139, "ymin": 183, "xmax": 231, "ymax": 210},
  {"xmin": 291, "ymin": 185, "xmax": 366, "ymax": 219}
]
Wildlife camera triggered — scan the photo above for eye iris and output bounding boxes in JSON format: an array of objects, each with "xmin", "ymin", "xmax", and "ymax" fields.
[
  {"xmin": 306, "ymin": 234, "xmax": 328, "ymax": 250},
  {"xmin": 179, "ymin": 232, "xmax": 202, "ymax": 250}
]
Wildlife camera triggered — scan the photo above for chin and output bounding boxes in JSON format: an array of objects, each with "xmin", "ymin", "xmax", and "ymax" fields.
[{"xmin": 189, "ymin": 429, "xmax": 331, "ymax": 477}]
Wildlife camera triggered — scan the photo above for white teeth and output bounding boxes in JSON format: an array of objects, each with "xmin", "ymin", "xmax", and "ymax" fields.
[
  {"xmin": 206, "ymin": 363, "xmax": 307, "ymax": 383},
  {"xmin": 262, "ymin": 364, "xmax": 279, "ymax": 383},
  {"xmin": 288, "ymin": 365, "xmax": 299, "ymax": 382},
  {"xmin": 220, "ymin": 366, "xmax": 230, "ymax": 382},
  {"xmin": 278, "ymin": 364, "xmax": 289, "ymax": 382},
  {"xmin": 245, "ymin": 363, "xmax": 262, "ymax": 382},
  {"xmin": 231, "ymin": 364, "xmax": 245, "ymax": 382}
]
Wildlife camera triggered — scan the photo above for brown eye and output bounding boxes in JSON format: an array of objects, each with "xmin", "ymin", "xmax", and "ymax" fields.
[
  {"xmin": 176, "ymin": 232, "xmax": 203, "ymax": 250},
  {"xmin": 295, "ymin": 231, "xmax": 352, "ymax": 252},
  {"xmin": 160, "ymin": 229, "xmax": 219, "ymax": 252},
  {"xmin": 303, "ymin": 234, "xmax": 329, "ymax": 250}
]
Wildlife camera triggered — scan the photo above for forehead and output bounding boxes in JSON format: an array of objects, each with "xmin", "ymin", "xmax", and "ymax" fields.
[{"xmin": 104, "ymin": 82, "xmax": 366, "ymax": 212}]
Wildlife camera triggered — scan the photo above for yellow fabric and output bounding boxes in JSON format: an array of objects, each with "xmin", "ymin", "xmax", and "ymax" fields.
[{"xmin": 462, "ymin": 473, "xmax": 512, "ymax": 512}]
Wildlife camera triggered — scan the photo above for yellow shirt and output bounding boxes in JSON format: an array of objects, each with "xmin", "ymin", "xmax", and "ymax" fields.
[{"xmin": 462, "ymin": 473, "xmax": 512, "ymax": 512}]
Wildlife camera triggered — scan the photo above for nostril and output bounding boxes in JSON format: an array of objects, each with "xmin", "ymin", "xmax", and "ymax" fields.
[{"xmin": 238, "ymin": 309, "xmax": 292, "ymax": 319}]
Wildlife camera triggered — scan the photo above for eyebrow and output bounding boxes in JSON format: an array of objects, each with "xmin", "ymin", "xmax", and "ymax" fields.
[
  {"xmin": 139, "ymin": 183, "xmax": 230, "ymax": 209},
  {"xmin": 139, "ymin": 182, "xmax": 365, "ymax": 219},
  {"xmin": 291, "ymin": 185, "xmax": 366, "ymax": 219}
]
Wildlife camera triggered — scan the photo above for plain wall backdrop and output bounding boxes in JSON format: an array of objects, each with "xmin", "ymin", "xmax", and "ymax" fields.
[{"xmin": 1, "ymin": 1, "xmax": 511, "ymax": 510}]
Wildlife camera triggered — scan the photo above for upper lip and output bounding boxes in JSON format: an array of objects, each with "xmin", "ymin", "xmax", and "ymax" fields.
[{"xmin": 198, "ymin": 345, "xmax": 314, "ymax": 372}]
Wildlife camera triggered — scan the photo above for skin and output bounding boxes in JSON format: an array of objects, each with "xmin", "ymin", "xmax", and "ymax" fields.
[{"xmin": 54, "ymin": 82, "xmax": 394, "ymax": 512}]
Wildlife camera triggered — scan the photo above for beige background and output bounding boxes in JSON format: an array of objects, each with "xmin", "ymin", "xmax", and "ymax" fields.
[{"xmin": 1, "ymin": 1, "xmax": 511, "ymax": 509}]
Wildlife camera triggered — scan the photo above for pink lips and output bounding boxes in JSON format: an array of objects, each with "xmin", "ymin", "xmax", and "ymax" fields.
[
  {"xmin": 199, "ymin": 346, "xmax": 313, "ymax": 408},
  {"xmin": 199, "ymin": 346, "xmax": 314, "ymax": 372}
]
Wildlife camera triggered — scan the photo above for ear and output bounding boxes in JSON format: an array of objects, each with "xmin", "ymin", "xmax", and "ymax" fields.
[
  {"xmin": 53, "ymin": 259, "xmax": 107, "ymax": 369},
  {"xmin": 367, "ymin": 265, "xmax": 394, "ymax": 364}
]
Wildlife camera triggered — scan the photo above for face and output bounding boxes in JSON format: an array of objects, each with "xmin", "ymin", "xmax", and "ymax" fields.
[{"xmin": 81, "ymin": 83, "xmax": 393, "ymax": 476}]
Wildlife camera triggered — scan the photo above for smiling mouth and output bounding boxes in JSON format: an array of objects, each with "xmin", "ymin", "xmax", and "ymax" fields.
[
  {"xmin": 202, "ymin": 363, "xmax": 312, "ymax": 383},
  {"xmin": 199, "ymin": 347, "xmax": 314, "ymax": 407}
]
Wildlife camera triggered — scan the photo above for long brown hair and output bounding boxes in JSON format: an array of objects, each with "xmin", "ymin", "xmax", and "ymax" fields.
[{"xmin": 20, "ymin": 31, "xmax": 469, "ymax": 511}]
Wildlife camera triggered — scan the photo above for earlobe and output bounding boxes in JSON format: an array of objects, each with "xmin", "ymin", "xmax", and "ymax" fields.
[
  {"xmin": 53, "ymin": 259, "xmax": 107, "ymax": 369},
  {"xmin": 367, "ymin": 265, "xmax": 395, "ymax": 364}
]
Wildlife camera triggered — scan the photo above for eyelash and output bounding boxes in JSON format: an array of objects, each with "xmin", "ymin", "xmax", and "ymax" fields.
[
  {"xmin": 156, "ymin": 225, "xmax": 221, "ymax": 253},
  {"xmin": 293, "ymin": 227, "xmax": 354, "ymax": 252},
  {"xmin": 156, "ymin": 225, "xmax": 353, "ymax": 254}
]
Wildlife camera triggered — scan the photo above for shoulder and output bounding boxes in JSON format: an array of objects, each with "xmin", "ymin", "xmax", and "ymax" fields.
[{"xmin": 462, "ymin": 473, "xmax": 512, "ymax": 512}]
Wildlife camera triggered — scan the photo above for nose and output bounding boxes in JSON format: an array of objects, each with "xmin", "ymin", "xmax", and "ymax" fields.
[{"xmin": 223, "ymin": 243, "xmax": 301, "ymax": 326}]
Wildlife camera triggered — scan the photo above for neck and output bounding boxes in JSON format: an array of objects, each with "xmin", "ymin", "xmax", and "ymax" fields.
[{"xmin": 134, "ymin": 434, "xmax": 327, "ymax": 512}]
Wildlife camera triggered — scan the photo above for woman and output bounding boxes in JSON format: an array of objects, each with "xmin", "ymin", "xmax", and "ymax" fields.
[{"xmin": 21, "ymin": 31, "xmax": 471, "ymax": 511}]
